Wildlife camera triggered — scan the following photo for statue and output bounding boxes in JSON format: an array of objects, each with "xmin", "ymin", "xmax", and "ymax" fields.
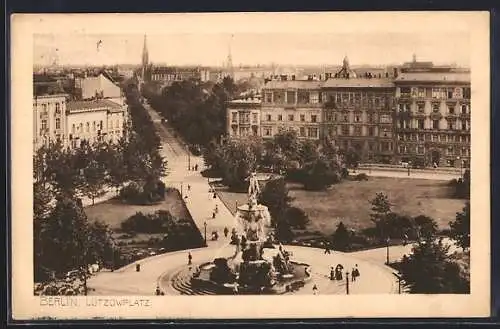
[{"xmin": 247, "ymin": 172, "xmax": 260, "ymax": 206}]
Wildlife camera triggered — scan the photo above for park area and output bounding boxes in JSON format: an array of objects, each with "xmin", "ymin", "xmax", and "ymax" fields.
[
  {"xmin": 214, "ymin": 176, "xmax": 467, "ymax": 237},
  {"xmin": 84, "ymin": 188, "xmax": 204, "ymax": 263}
]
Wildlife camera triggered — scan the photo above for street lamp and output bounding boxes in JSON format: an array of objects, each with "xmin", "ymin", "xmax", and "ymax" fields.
[
  {"xmin": 385, "ymin": 237, "xmax": 390, "ymax": 265},
  {"xmin": 345, "ymin": 272, "xmax": 350, "ymax": 295},
  {"xmin": 204, "ymin": 221, "xmax": 207, "ymax": 246},
  {"xmin": 456, "ymin": 156, "xmax": 461, "ymax": 177}
]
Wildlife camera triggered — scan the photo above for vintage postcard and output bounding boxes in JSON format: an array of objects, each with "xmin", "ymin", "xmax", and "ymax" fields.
[{"xmin": 11, "ymin": 12, "xmax": 490, "ymax": 320}]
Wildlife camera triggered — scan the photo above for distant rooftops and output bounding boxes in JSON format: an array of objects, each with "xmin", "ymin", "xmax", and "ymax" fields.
[{"xmin": 395, "ymin": 71, "xmax": 470, "ymax": 84}]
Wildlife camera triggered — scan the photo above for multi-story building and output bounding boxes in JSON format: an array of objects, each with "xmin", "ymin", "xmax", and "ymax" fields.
[
  {"xmin": 227, "ymin": 98, "xmax": 261, "ymax": 139},
  {"xmin": 226, "ymin": 56, "xmax": 471, "ymax": 168},
  {"xmin": 33, "ymin": 94, "xmax": 69, "ymax": 151},
  {"xmin": 322, "ymin": 57, "xmax": 396, "ymax": 162},
  {"xmin": 33, "ymin": 71, "xmax": 129, "ymax": 151},
  {"xmin": 393, "ymin": 59, "xmax": 471, "ymax": 168},
  {"xmin": 260, "ymin": 79, "xmax": 323, "ymax": 140}
]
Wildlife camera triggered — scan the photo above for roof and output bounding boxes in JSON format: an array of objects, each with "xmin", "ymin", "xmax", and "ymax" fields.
[
  {"xmin": 395, "ymin": 72, "xmax": 471, "ymax": 83},
  {"xmin": 66, "ymin": 99, "xmax": 123, "ymax": 113},
  {"xmin": 263, "ymin": 80, "xmax": 323, "ymax": 90},
  {"xmin": 33, "ymin": 74, "xmax": 58, "ymax": 83},
  {"xmin": 322, "ymin": 78, "xmax": 394, "ymax": 88}
]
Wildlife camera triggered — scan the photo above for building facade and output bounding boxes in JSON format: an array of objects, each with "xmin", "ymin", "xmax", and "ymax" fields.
[
  {"xmin": 393, "ymin": 63, "xmax": 471, "ymax": 168},
  {"xmin": 227, "ymin": 99, "xmax": 261, "ymax": 139},
  {"xmin": 33, "ymin": 71, "xmax": 129, "ymax": 151},
  {"xmin": 226, "ymin": 57, "xmax": 471, "ymax": 168},
  {"xmin": 260, "ymin": 80, "xmax": 323, "ymax": 140}
]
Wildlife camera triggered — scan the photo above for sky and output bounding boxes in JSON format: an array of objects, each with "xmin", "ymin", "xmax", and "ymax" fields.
[{"xmin": 30, "ymin": 13, "xmax": 472, "ymax": 67}]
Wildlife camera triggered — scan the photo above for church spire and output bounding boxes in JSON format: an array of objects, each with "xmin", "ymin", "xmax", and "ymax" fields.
[
  {"xmin": 226, "ymin": 34, "xmax": 234, "ymax": 79},
  {"xmin": 141, "ymin": 34, "xmax": 149, "ymax": 79}
]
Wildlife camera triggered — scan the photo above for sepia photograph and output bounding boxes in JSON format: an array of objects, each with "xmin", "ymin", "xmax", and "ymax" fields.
[{"xmin": 11, "ymin": 12, "xmax": 490, "ymax": 319}]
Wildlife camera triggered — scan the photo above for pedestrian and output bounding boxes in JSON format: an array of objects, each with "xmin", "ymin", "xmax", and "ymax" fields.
[
  {"xmin": 215, "ymin": 204, "xmax": 219, "ymax": 215},
  {"xmin": 330, "ymin": 267, "xmax": 335, "ymax": 280},
  {"xmin": 187, "ymin": 184, "xmax": 191, "ymax": 191},
  {"xmin": 224, "ymin": 227, "xmax": 229, "ymax": 238},
  {"xmin": 155, "ymin": 285, "xmax": 161, "ymax": 296},
  {"xmin": 213, "ymin": 192, "xmax": 217, "ymax": 199},
  {"xmin": 212, "ymin": 211, "xmax": 216, "ymax": 219},
  {"xmin": 188, "ymin": 252, "xmax": 192, "ymax": 265},
  {"xmin": 312, "ymin": 284, "xmax": 318, "ymax": 295},
  {"xmin": 195, "ymin": 164, "xmax": 198, "ymax": 171},
  {"xmin": 324, "ymin": 244, "xmax": 331, "ymax": 254},
  {"xmin": 233, "ymin": 284, "xmax": 239, "ymax": 295},
  {"xmin": 353, "ymin": 264, "xmax": 360, "ymax": 281}
]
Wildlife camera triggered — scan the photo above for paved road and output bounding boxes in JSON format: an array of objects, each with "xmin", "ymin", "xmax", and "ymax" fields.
[
  {"xmin": 354, "ymin": 169, "xmax": 459, "ymax": 181},
  {"xmin": 87, "ymin": 103, "xmax": 402, "ymax": 295}
]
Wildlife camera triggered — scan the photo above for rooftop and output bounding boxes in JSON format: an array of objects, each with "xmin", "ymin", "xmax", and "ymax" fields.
[
  {"xmin": 66, "ymin": 98, "xmax": 123, "ymax": 113},
  {"xmin": 263, "ymin": 80, "xmax": 323, "ymax": 90},
  {"xmin": 322, "ymin": 78, "xmax": 394, "ymax": 88},
  {"xmin": 395, "ymin": 72, "xmax": 471, "ymax": 83}
]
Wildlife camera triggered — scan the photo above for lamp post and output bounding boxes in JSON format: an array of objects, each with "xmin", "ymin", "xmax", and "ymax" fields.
[
  {"xmin": 203, "ymin": 221, "xmax": 208, "ymax": 246},
  {"xmin": 186, "ymin": 144, "xmax": 191, "ymax": 171},
  {"xmin": 456, "ymin": 156, "xmax": 461, "ymax": 177},
  {"xmin": 345, "ymin": 272, "xmax": 350, "ymax": 295},
  {"xmin": 385, "ymin": 237, "xmax": 390, "ymax": 265}
]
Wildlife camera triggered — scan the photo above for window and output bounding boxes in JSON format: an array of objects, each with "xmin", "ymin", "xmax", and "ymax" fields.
[
  {"xmin": 252, "ymin": 113, "xmax": 258, "ymax": 123},
  {"xmin": 400, "ymin": 87, "xmax": 411, "ymax": 97},
  {"xmin": 382, "ymin": 129, "xmax": 389, "ymax": 138},
  {"xmin": 461, "ymin": 120, "xmax": 467, "ymax": 130},
  {"xmin": 265, "ymin": 92, "xmax": 272, "ymax": 103},
  {"xmin": 432, "ymin": 103, "xmax": 440, "ymax": 112},
  {"xmin": 311, "ymin": 115, "xmax": 317, "ymax": 123},
  {"xmin": 328, "ymin": 127, "xmax": 336, "ymax": 137},
  {"xmin": 369, "ymin": 127, "xmax": 375, "ymax": 136},
  {"xmin": 447, "ymin": 88, "xmax": 454, "ymax": 99},
  {"xmin": 266, "ymin": 114, "xmax": 272, "ymax": 121},
  {"xmin": 41, "ymin": 104, "xmax": 47, "ymax": 112},
  {"xmin": 343, "ymin": 114, "xmax": 349, "ymax": 122},
  {"xmin": 278, "ymin": 115, "xmax": 283, "ymax": 121},
  {"xmin": 99, "ymin": 120, "xmax": 103, "ymax": 129},
  {"xmin": 231, "ymin": 112, "xmax": 237, "ymax": 123},
  {"xmin": 355, "ymin": 115, "xmax": 361, "ymax": 122},
  {"xmin": 367, "ymin": 114, "xmax": 373, "ymax": 123},
  {"xmin": 286, "ymin": 91, "xmax": 296, "ymax": 104},
  {"xmin": 463, "ymin": 88, "xmax": 471, "ymax": 99},
  {"xmin": 417, "ymin": 146, "xmax": 424, "ymax": 154},
  {"xmin": 354, "ymin": 126, "xmax": 362, "ymax": 136},
  {"xmin": 274, "ymin": 91, "xmax": 285, "ymax": 104},
  {"xmin": 300, "ymin": 114, "xmax": 305, "ymax": 122},
  {"xmin": 93, "ymin": 121, "xmax": 96, "ymax": 131},
  {"xmin": 55, "ymin": 103, "xmax": 61, "ymax": 114},
  {"xmin": 432, "ymin": 120, "xmax": 440, "ymax": 130},
  {"xmin": 299, "ymin": 127, "xmax": 306, "ymax": 137},
  {"xmin": 461, "ymin": 104, "xmax": 468, "ymax": 114},
  {"xmin": 297, "ymin": 91, "xmax": 310, "ymax": 104},
  {"xmin": 310, "ymin": 92, "xmax": 319, "ymax": 104},
  {"xmin": 288, "ymin": 114, "xmax": 294, "ymax": 121},
  {"xmin": 380, "ymin": 114, "xmax": 392, "ymax": 124},
  {"xmin": 55, "ymin": 118, "xmax": 61, "ymax": 129},
  {"xmin": 447, "ymin": 120, "xmax": 455, "ymax": 130},
  {"xmin": 72, "ymin": 124, "xmax": 76, "ymax": 134},
  {"xmin": 417, "ymin": 104, "xmax": 425, "ymax": 113},
  {"xmin": 86, "ymin": 122, "xmax": 90, "ymax": 132},
  {"xmin": 308, "ymin": 128, "xmax": 318, "ymax": 138},
  {"xmin": 417, "ymin": 119, "xmax": 424, "ymax": 130},
  {"xmin": 448, "ymin": 106, "xmax": 455, "ymax": 114},
  {"xmin": 41, "ymin": 119, "xmax": 47, "ymax": 131},
  {"xmin": 418, "ymin": 88, "xmax": 426, "ymax": 98},
  {"xmin": 431, "ymin": 134, "xmax": 438, "ymax": 142},
  {"xmin": 432, "ymin": 88, "xmax": 442, "ymax": 99},
  {"xmin": 341, "ymin": 125, "xmax": 349, "ymax": 136}
]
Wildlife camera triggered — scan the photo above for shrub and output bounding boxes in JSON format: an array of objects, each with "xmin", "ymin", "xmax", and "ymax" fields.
[
  {"xmin": 120, "ymin": 210, "xmax": 175, "ymax": 234},
  {"xmin": 285, "ymin": 207, "xmax": 309, "ymax": 229},
  {"xmin": 353, "ymin": 173, "xmax": 369, "ymax": 181},
  {"xmin": 119, "ymin": 182, "xmax": 143, "ymax": 203}
]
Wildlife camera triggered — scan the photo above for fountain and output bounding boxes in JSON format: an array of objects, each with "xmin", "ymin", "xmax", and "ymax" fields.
[{"xmin": 191, "ymin": 173, "xmax": 311, "ymax": 294}]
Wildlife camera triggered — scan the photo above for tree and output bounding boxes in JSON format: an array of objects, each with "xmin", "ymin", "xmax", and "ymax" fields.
[
  {"xmin": 332, "ymin": 221, "xmax": 351, "ymax": 251},
  {"xmin": 301, "ymin": 157, "xmax": 340, "ymax": 190},
  {"xmin": 284, "ymin": 207, "xmax": 309, "ymax": 229},
  {"xmin": 342, "ymin": 148, "xmax": 361, "ymax": 169},
  {"xmin": 34, "ymin": 181, "xmax": 53, "ymax": 221},
  {"xmin": 220, "ymin": 139, "xmax": 259, "ymax": 190},
  {"xmin": 399, "ymin": 239, "xmax": 469, "ymax": 293},
  {"xmin": 82, "ymin": 159, "xmax": 107, "ymax": 205},
  {"xmin": 298, "ymin": 140, "xmax": 320, "ymax": 167},
  {"xmin": 413, "ymin": 215, "xmax": 438, "ymax": 240},
  {"xmin": 369, "ymin": 192, "xmax": 392, "ymax": 240},
  {"xmin": 449, "ymin": 202, "xmax": 470, "ymax": 251},
  {"xmin": 258, "ymin": 177, "xmax": 292, "ymax": 226}
]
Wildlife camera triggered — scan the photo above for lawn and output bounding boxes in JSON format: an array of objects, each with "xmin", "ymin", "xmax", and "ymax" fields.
[
  {"xmin": 215, "ymin": 177, "xmax": 467, "ymax": 237},
  {"xmin": 84, "ymin": 189, "xmax": 190, "ymax": 230}
]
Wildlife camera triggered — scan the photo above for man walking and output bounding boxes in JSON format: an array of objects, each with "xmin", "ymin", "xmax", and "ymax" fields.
[{"xmin": 188, "ymin": 252, "xmax": 192, "ymax": 265}]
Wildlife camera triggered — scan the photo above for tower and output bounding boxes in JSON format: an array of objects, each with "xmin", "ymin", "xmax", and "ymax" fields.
[
  {"xmin": 226, "ymin": 34, "xmax": 234, "ymax": 79},
  {"xmin": 141, "ymin": 34, "xmax": 149, "ymax": 80}
]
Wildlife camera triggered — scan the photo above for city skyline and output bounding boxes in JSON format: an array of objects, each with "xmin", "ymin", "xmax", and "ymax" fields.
[{"xmin": 34, "ymin": 32, "xmax": 470, "ymax": 68}]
